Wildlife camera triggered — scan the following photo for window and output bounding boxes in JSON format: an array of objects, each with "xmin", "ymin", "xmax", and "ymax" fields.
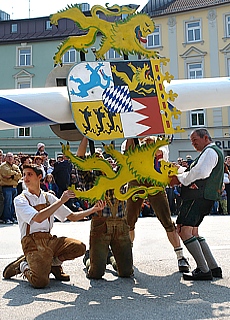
[
  {"xmin": 190, "ymin": 109, "xmax": 205, "ymax": 127},
  {"xmin": 106, "ymin": 48, "xmax": 122, "ymax": 60},
  {"xmin": 56, "ymin": 78, "xmax": 66, "ymax": 86},
  {"xmin": 18, "ymin": 127, "xmax": 31, "ymax": 137},
  {"xmin": 0, "ymin": 11, "xmax": 10, "ymax": 20},
  {"xmin": 188, "ymin": 63, "xmax": 203, "ymax": 79},
  {"xmin": 186, "ymin": 21, "xmax": 201, "ymax": 42},
  {"xmin": 62, "ymin": 49, "xmax": 76, "ymax": 64},
  {"xmin": 45, "ymin": 20, "xmax": 52, "ymax": 30},
  {"xmin": 14, "ymin": 70, "xmax": 33, "ymax": 88},
  {"xmin": 147, "ymin": 26, "xmax": 160, "ymax": 47},
  {"xmin": 18, "ymin": 48, "xmax": 31, "ymax": 66},
  {"xmin": 18, "ymin": 82, "xmax": 31, "ymax": 89},
  {"xmin": 16, "ymin": 79, "xmax": 32, "ymax": 137},
  {"xmin": 226, "ymin": 15, "xmax": 230, "ymax": 37},
  {"xmin": 11, "ymin": 23, "xmax": 17, "ymax": 33}
]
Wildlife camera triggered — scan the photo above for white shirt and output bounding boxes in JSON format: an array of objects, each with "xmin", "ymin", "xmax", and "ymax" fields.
[
  {"xmin": 177, "ymin": 143, "xmax": 218, "ymax": 186},
  {"xmin": 14, "ymin": 190, "xmax": 72, "ymax": 239}
]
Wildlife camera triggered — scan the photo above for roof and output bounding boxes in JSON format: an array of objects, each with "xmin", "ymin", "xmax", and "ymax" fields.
[
  {"xmin": 0, "ymin": 16, "xmax": 85, "ymax": 44},
  {"xmin": 142, "ymin": 0, "xmax": 230, "ymax": 16},
  {"xmin": 0, "ymin": 11, "xmax": 114, "ymax": 44}
]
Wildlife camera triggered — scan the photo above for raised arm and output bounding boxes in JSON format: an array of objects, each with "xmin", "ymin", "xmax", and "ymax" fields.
[
  {"xmin": 32, "ymin": 190, "xmax": 76, "ymax": 223},
  {"xmin": 77, "ymin": 136, "xmax": 88, "ymax": 157},
  {"xmin": 125, "ymin": 138, "xmax": 135, "ymax": 151},
  {"xmin": 67, "ymin": 200, "xmax": 105, "ymax": 221}
]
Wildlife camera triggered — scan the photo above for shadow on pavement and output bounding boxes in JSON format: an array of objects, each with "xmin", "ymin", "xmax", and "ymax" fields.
[{"xmin": 2, "ymin": 266, "xmax": 230, "ymax": 320}]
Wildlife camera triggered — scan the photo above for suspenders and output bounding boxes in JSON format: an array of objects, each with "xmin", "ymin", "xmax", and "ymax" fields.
[{"xmin": 23, "ymin": 192, "xmax": 51, "ymax": 235}]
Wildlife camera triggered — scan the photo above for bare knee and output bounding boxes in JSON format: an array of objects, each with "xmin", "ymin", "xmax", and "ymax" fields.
[
  {"xmin": 129, "ymin": 230, "xmax": 135, "ymax": 243},
  {"xmin": 177, "ymin": 225, "xmax": 193, "ymax": 241}
]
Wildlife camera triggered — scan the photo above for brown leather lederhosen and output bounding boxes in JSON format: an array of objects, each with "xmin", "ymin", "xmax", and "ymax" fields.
[{"xmin": 20, "ymin": 192, "xmax": 86, "ymax": 288}]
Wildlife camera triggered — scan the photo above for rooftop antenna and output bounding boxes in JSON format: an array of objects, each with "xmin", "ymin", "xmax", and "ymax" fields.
[{"xmin": 29, "ymin": 0, "xmax": 30, "ymax": 18}]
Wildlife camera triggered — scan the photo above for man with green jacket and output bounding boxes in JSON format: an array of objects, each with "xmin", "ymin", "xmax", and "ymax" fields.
[{"xmin": 170, "ymin": 128, "xmax": 223, "ymax": 281}]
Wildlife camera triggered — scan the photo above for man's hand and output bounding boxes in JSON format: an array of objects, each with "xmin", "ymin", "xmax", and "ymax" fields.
[
  {"xmin": 92, "ymin": 200, "xmax": 106, "ymax": 212},
  {"xmin": 169, "ymin": 175, "xmax": 180, "ymax": 187},
  {"xmin": 60, "ymin": 190, "xmax": 76, "ymax": 204}
]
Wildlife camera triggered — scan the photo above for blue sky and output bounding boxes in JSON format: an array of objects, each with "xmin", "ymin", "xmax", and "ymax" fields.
[{"xmin": 0, "ymin": 0, "xmax": 145, "ymax": 20}]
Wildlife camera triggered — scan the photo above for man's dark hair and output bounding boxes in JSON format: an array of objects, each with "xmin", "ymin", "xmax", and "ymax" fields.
[
  {"xmin": 190, "ymin": 128, "xmax": 212, "ymax": 141},
  {"xmin": 21, "ymin": 155, "xmax": 29, "ymax": 164},
  {"xmin": 23, "ymin": 164, "xmax": 43, "ymax": 176}
]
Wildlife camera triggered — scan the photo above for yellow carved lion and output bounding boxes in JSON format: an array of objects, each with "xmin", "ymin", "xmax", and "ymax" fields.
[
  {"xmin": 62, "ymin": 138, "xmax": 177, "ymax": 202},
  {"xmin": 111, "ymin": 62, "xmax": 155, "ymax": 95},
  {"xmin": 50, "ymin": 4, "xmax": 158, "ymax": 65}
]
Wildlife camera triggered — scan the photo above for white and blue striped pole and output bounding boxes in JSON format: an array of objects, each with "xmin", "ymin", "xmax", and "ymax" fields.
[
  {"xmin": 0, "ymin": 87, "xmax": 72, "ymax": 130},
  {"xmin": 164, "ymin": 77, "xmax": 230, "ymax": 111},
  {"xmin": 0, "ymin": 77, "xmax": 230, "ymax": 130}
]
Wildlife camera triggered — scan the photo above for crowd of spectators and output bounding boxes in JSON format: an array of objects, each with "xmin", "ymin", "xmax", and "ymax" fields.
[
  {"xmin": 0, "ymin": 144, "xmax": 229, "ymax": 224},
  {"xmin": 142, "ymin": 153, "xmax": 229, "ymax": 217},
  {"xmin": 0, "ymin": 143, "xmax": 90, "ymax": 224}
]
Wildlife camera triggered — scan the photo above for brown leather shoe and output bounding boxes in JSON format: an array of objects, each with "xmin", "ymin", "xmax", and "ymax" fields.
[
  {"xmin": 50, "ymin": 266, "xmax": 70, "ymax": 281},
  {"xmin": 3, "ymin": 255, "xmax": 26, "ymax": 279}
]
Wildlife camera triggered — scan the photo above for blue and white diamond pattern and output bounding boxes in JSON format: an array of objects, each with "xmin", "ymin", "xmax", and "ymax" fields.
[{"xmin": 102, "ymin": 86, "xmax": 133, "ymax": 113}]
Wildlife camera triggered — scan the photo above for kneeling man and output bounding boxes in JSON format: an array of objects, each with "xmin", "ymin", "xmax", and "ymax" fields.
[{"xmin": 3, "ymin": 164, "xmax": 104, "ymax": 288}]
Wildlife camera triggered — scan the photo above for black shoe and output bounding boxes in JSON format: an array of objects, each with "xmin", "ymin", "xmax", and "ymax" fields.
[
  {"xmin": 83, "ymin": 250, "xmax": 90, "ymax": 266},
  {"xmin": 178, "ymin": 257, "xmax": 190, "ymax": 273},
  {"xmin": 4, "ymin": 219, "xmax": 13, "ymax": 224},
  {"xmin": 211, "ymin": 267, "xmax": 222, "ymax": 278},
  {"xmin": 183, "ymin": 268, "xmax": 213, "ymax": 281}
]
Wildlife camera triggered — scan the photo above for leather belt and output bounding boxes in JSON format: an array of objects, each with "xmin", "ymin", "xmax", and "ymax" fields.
[{"xmin": 2, "ymin": 185, "xmax": 16, "ymax": 188}]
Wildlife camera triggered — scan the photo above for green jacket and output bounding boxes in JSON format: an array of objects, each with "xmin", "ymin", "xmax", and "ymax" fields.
[{"xmin": 181, "ymin": 144, "xmax": 223, "ymax": 201}]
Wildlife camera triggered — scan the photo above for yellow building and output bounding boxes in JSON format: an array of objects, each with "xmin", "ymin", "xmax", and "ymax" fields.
[{"xmin": 143, "ymin": 0, "xmax": 230, "ymax": 160}]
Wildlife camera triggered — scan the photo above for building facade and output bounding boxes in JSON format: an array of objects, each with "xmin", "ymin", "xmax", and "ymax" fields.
[
  {"xmin": 143, "ymin": 0, "xmax": 230, "ymax": 160},
  {"xmin": 0, "ymin": 6, "xmax": 140, "ymax": 157},
  {"xmin": 0, "ymin": 14, "xmax": 77, "ymax": 156},
  {"xmin": 0, "ymin": 8, "xmax": 117, "ymax": 157}
]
